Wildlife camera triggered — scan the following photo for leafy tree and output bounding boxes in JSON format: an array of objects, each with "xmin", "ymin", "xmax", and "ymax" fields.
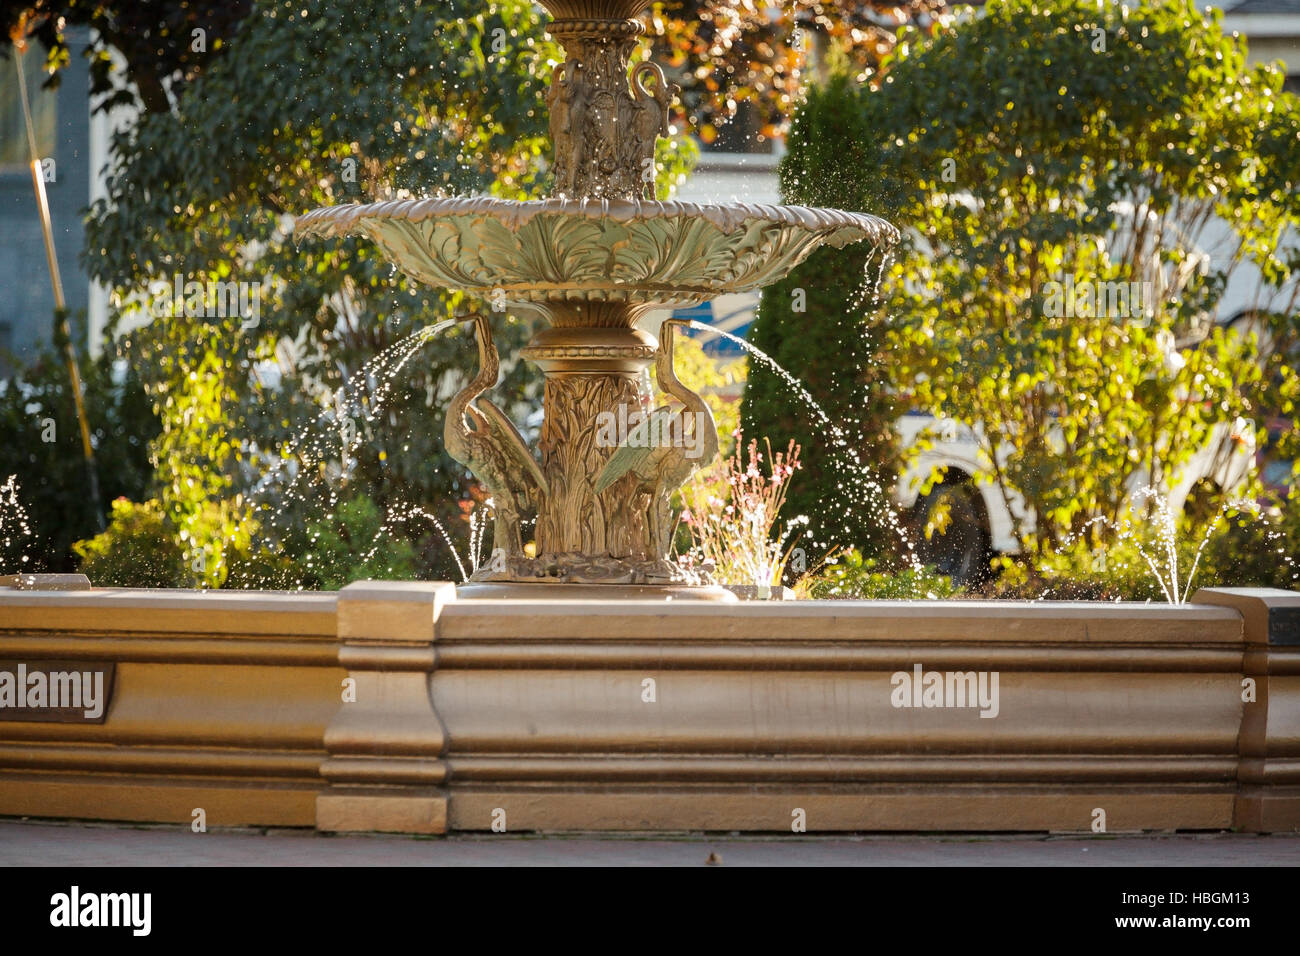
[
  {"xmin": 875, "ymin": 0, "xmax": 1299, "ymax": 561},
  {"xmin": 76, "ymin": 0, "xmax": 562, "ymax": 586},
  {"xmin": 650, "ymin": 0, "xmax": 949, "ymax": 146},
  {"xmin": 1, "ymin": 1, "xmax": 252, "ymax": 113},
  {"xmin": 756, "ymin": 0, "xmax": 1300, "ymax": 576}
]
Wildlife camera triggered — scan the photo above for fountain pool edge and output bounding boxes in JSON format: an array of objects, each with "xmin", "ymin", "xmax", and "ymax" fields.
[{"xmin": 1, "ymin": 580, "xmax": 1297, "ymax": 834}]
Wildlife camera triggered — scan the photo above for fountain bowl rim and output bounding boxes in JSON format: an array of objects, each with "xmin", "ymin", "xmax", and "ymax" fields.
[{"xmin": 294, "ymin": 195, "xmax": 899, "ymax": 245}]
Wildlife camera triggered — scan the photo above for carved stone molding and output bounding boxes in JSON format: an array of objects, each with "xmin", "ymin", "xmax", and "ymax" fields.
[
  {"xmin": 522, "ymin": 345, "xmax": 657, "ymax": 360},
  {"xmin": 466, "ymin": 549, "xmax": 712, "ymax": 587},
  {"xmin": 536, "ymin": 2, "xmax": 653, "ymax": 20},
  {"xmin": 546, "ymin": 18, "xmax": 645, "ymax": 40},
  {"xmin": 9, "ymin": 585, "xmax": 1300, "ymax": 833},
  {"xmin": 521, "ymin": 325, "xmax": 658, "ymax": 373}
]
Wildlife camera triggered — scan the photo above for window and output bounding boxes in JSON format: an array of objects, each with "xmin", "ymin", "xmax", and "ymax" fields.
[{"xmin": 0, "ymin": 47, "xmax": 58, "ymax": 169}]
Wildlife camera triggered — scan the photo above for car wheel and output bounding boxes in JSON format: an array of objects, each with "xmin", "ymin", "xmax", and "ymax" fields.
[{"xmin": 914, "ymin": 483, "xmax": 991, "ymax": 587}]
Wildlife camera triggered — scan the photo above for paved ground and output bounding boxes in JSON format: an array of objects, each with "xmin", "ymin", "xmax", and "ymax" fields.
[{"xmin": 2, "ymin": 820, "xmax": 1298, "ymax": 865}]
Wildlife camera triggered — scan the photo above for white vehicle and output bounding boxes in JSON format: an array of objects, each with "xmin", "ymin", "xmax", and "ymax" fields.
[{"xmin": 892, "ymin": 411, "xmax": 1256, "ymax": 584}]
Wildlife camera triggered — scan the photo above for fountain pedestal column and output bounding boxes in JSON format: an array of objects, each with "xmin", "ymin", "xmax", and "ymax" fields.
[
  {"xmin": 523, "ymin": 325, "xmax": 657, "ymax": 564},
  {"xmin": 456, "ymin": 302, "xmax": 733, "ymax": 597},
  {"xmin": 488, "ymin": 300, "xmax": 694, "ymax": 586}
]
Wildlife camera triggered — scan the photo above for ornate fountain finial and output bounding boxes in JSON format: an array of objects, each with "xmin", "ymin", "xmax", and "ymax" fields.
[{"xmin": 541, "ymin": 0, "xmax": 679, "ymax": 200}]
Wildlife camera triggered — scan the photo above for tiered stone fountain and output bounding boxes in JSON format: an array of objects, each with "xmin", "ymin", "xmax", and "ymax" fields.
[
  {"xmin": 4, "ymin": 2, "xmax": 1298, "ymax": 839},
  {"xmin": 296, "ymin": 0, "xmax": 897, "ymax": 597}
]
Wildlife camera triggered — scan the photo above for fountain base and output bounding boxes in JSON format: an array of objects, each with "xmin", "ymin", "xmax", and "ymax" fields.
[
  {"xmin": 465, "ymin": 549, "xmax": 711, "ymax": 588},
  {"xmin": 3, "ymin": 580, "xmax": 1299, "ymax": 834}
]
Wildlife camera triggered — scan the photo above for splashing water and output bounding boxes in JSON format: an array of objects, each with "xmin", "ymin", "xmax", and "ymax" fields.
[
  {"xmin": 351, "ymin": 501, "xmax": 473, "ymax": 584},
  {"xmin": 691, "ymin": 321, "xmax": 924, "ymax": 577},
  {"xmin": 466, "ymin": 504, "xmax": 492, "ymax": 575},
  {"xmin": 239, "ymin": 318, "xmax": 470, "ymax": 588},
  {"xmin": 0, "ymin": 475, "xmax": 35, "ymax": 573},
  {"xmin": 1050, "ymin": 487, "xmax": 1292, "ymax": 605},
  {"xmin": 848, "ymin": 247, "xmax": 892, "ymax": 314},
  {"xmin": 348, "ymin": 498, "xmax": 519, "ymax": 586},
  {"xmin": 248, "ymin": 323, "xmax": 445, "ymax": 495}
]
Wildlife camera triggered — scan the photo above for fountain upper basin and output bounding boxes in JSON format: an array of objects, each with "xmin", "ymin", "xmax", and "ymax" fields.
[{"xmin": 295, "ymin": 196, "xmax": 897, "ymax": 315}]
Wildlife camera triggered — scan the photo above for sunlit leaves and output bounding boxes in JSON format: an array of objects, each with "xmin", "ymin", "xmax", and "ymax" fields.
[{"xmin": 780, "ymin": 0, "xmax": 1300, "ymax": 561}]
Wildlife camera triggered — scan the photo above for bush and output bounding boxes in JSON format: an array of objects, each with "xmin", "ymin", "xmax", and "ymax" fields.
[
  {"xmin": 294, "ymin": 494, "xmax": 417, "ymax": 590},
  {"xmin": 75, "ymin": 491, "xmax": 418, "ymax": 590},
  {"xmin": 800, "ymin": 549, "xmax": 959, "ymax": 600},
  {"xmin": 0, "ymin": 344, "xmax": 158, "ymax": 574},
  {"xmin": 983, "ymin": 542, "xmax": 1192, "ymax": 602},
  {"xmin": 975, "ymin": 489, "xmax": 1300, "ymax": 602},
  {"xmin": 740, "ymin": 73, "xmax": 902, "ymax": 563},
  {"xmin": 230, "ymin": 493, "xmax": 418, "ymax": 591},
  {"xmin": 1183, "ymin": 493, "xmax": 1300, "ymax": 593},
  {"xmin": 74, "ymin": 498, "xmax": 185, "ymax": 588}
]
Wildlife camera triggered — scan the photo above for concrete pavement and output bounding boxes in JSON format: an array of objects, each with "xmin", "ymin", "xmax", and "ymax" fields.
[{"xmin": 2, "ymin": 820, "xmax": 1298, "ymax": 866}]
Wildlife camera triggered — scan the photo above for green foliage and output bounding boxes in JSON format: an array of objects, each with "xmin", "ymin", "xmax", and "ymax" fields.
[
  {"xmin": 800, "ymin": 549, "xmax": 958, "ymax": 599},
  {"xmin": 654, "ymin": 134, "xmax": 701, "ymax": 201},
  {"xmin": 2, "ymin": 1, "xmax": 253, "ymax": 114},
  {"xmin": 989, "ymin": 536, "xmax": 1200, "ymax": 602},
  {"xmin": 287, "ymin": 493, "xmax": 417, "ymax": 591},
  {"xmin": 0, "ymin": 344, "xmax": 158, "ymax": 573},
  {"xmin": 1191, "ymin": 491, "xmax": 1300, "ymax": 592},
  {"xmin": 73, "ymin": 498, "xmax": 185, "ymax": 587},
  {"xmin": 72, "ymin": 490, "xmax": 420, "ymax": 591},
  {"xmin": 977, "ymin": 485, "xmax": 1300, "ymax": 601},
  {"xmin": 768, "ymin": 0, "xmax": 1300, "ymax": 584}
]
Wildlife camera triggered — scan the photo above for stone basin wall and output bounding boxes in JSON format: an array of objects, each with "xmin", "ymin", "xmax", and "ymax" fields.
[{"xmin": 1, "ymin": 580, "xmax": 1297, "ymax": 834}]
